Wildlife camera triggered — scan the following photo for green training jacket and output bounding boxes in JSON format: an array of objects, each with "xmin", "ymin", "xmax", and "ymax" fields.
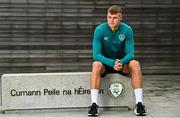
[{"xmin": 93, "ymin": 22, "xmax": 134, "ymax": 67}]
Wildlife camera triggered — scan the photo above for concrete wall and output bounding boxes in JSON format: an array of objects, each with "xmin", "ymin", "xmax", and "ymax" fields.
[{"xmin": 0, "ymin": 72, "xmax": 134, "ymax": 111}]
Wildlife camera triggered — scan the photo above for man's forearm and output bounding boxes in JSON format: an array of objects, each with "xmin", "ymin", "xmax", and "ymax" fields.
[{"xmin": 93, "ymin": 53, "xmax": 115, "ymax": 67}]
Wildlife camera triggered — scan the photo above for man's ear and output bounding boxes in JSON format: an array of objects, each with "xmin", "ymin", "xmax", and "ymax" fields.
[{"xmin": 119, "ymin": 13, "xmax": 122, "ymax": 21}]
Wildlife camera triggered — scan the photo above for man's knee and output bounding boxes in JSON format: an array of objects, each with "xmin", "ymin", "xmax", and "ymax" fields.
[
  {"xmin": 129, "ymin": 60, "xmax": 141, "ymax": 70},
  {"xmin": 92, "ymin": 61, "xmax": 104, "ymax": 71}
]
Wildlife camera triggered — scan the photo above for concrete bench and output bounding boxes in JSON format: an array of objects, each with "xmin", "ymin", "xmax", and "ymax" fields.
[{"xmin": 1, "ymin": 72, "xmax": 134, "ymax": 111}]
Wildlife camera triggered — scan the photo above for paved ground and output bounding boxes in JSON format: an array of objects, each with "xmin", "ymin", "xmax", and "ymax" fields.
[{"xmin": 0, "ymin": 75, "xmax": 180, "ymax": 118}]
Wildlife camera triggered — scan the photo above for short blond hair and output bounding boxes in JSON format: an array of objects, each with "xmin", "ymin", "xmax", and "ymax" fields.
[{"xmin": 108, "ymin": 5, "xmax": 122, "ymax": 14}]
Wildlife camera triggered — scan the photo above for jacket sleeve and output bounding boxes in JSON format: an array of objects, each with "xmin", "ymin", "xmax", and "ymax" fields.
[
  {"xmin": 120, "ymin": 27, "xmax": 135, "ymax": 65},
  {"xmin": 92, "ymin": 27, "xmax": 115, "ymax": 67}
]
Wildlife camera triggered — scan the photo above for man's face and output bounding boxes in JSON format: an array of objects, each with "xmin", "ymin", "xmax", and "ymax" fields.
[{"xmin": 107, "ymin": 12, "xmax": 122, "ymax": 30}]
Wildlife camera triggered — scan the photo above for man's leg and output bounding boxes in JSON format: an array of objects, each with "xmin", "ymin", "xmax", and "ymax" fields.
[
  {"xmin": 123, "ymin": 60, "xmax": 147, "ymax": 116},
  {"xmin": 88, "ymin": 61, "xmax": 105, "ymax": 116}
]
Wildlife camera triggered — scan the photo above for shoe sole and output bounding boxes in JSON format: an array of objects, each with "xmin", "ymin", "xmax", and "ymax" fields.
[
  {"xmin": 88, "ymin": 113, "xmax": 98, "ymax": 117},
  {"xmin": 134, "ymin": 109, "xmax": 147, "ymax": 116},
  {"xmin": 136, "ymin": 113, "xmax": 147, "ymax": 116}
]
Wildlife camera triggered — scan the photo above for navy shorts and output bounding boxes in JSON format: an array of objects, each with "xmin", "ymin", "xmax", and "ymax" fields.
[{"xmin": 101, "ymin": 64, "xmax": 129, "ymax": 77}]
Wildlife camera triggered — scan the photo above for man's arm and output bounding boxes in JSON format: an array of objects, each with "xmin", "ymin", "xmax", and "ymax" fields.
[
  {"xmin": 120, "ymin": 27, "xmax": 135, "ymax": 65},
  {"xmin": 93, "ymin": 27, "xmax": 115, "ymax": 67}
]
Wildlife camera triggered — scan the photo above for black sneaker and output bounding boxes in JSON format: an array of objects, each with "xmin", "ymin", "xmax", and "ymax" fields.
[
  {"xmin": 88, "ymin": 103, "xmax": 99, "ymax": 117},
  {"xmin": 134, "ymin": 102, "xmax": 147, "ymax": 116}
]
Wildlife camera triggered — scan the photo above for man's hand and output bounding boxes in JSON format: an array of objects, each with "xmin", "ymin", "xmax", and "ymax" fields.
[{"xmin": 113, "ymin": 59, "xmax": 123, "ymax": 71}]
